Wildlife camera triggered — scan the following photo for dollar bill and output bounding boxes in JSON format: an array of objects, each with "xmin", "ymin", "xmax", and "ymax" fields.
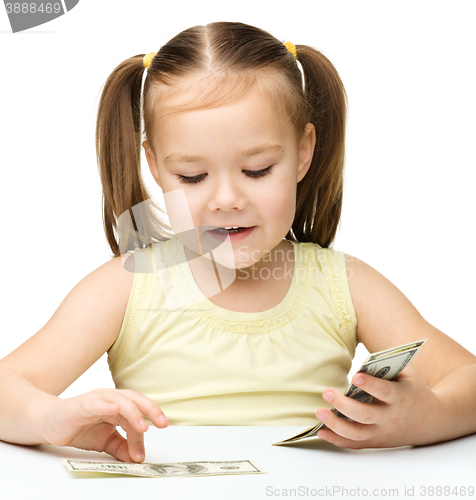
[
  {"xmin": 273, "ymin": 339, "xmax": 428, "ymax": 445},
  {"xmin": 63, "ymin": 459, "xmax": 266, "ymax": 478}
]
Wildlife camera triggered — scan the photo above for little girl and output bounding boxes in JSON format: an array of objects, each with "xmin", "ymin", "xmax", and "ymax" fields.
[{"xmin": 0, "ymin": 21, "xmax": 475, "ymax": 464}]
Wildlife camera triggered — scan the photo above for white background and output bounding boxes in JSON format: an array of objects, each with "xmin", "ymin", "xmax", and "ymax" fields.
[{"xmin": 0, "ymin": 2, "xmax": 474, "ymax": 401}]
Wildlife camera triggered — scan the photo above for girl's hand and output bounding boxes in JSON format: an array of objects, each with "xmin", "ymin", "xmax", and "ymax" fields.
[
  {"xmin": 315, "ymin": 365, "xmax": 445, "ymax": 449},
  {"xmin": 39, "ymin": 388, "xmax": 169, "ymax": 462}
]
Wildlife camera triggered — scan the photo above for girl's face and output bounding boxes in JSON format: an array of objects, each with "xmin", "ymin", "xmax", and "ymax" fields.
[{"xmin": 143, "ymin": 85, "xmax": 315, "ymax": 271}]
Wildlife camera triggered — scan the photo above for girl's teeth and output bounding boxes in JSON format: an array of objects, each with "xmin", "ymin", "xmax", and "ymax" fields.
[{"xmin": 214, "ymin": 227, "xmax": 246, "ymax": 234}]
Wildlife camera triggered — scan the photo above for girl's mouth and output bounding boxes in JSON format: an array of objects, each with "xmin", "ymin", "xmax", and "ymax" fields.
[
  {"xmin": 208, "ymin": 226, "xmax": 255, "ymax": 242},
  {"xmin": 213, "ymin": 227, "xmax": 247, "ymax": 234}
]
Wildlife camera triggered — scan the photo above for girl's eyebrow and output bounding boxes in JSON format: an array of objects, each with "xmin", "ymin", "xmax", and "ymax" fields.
[{"xmin": 163, "ymin": 144, "xmax": 283, "ymax": 165}]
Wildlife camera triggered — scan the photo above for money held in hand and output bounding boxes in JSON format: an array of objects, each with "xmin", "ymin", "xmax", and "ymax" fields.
[
  {"xmin": 273, "ymin": 339, "xmax": 428, "ymax": 445},
  {"xmin": 63, "ymin": 459, "xmax": 266, "ymax": 478}
]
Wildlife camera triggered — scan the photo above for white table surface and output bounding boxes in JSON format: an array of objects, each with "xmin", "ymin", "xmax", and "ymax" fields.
[{"xmin": 1, "ymin": 426, "xmax": 475, "ymax": 500}]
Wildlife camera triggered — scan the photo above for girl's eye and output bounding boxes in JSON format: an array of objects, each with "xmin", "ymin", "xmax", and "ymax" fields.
[{"xmin": 177, "ymin": 166, "xmax": 274, "ymax": 185}]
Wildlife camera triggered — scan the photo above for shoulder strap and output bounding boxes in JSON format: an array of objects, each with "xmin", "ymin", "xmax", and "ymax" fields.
[{"xmin": 321, "ymin": 247, "xmax": 357, "ymax": 357}]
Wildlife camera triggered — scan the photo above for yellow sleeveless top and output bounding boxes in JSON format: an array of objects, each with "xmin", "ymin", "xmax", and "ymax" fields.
[{"xmin": 107, "ymin": 236, "xmax": 357, "ymax": 426}]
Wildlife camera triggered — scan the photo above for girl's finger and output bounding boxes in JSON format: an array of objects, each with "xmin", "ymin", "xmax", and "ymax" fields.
[
  {"xmin": 351, "ymin": 373, "xmax": 398, "ymax": 404},
  {"xmin": 74, "ymin": 395, "xmax": 148, "ymax": 462},
  {"xmin": 102, "ymin": 428, "xmax": 137, "ymax": 462},
  {"xmin": 98, "ymin": 392, "xmax": 155, "ymax": 433},
  {"xmin": 116, "ymin": 389, "xmax": 169, "ymax": 429},
  {"xmin": 317, "ymin": 428, "xmax": 376, "ymax": 450},
  {"xmin": 321, "ymin": 389, "xmax": 387, "ymax": 425},
  {"xmin": 65, "ymin": 399, "xmax": 120, "ymax": 429},
  {"xmin": 119, "ymin": 416, "xmax": 146, "ymax": 463},
  {"xmin": 315, "ymin": 408, "xmax": 375, "ymax": 441},
  {"xmin": 78, "ymin": 399, "xmax": 120, "ymax": 419}
]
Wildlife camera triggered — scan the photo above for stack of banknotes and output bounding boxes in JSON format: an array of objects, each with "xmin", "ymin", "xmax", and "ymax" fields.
[{"xmin": 273, "ymin": 339, "xmax": 427, "ymax": 445}]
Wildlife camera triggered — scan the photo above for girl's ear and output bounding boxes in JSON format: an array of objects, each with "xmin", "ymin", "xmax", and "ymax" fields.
[
  {"xmin": 297, "ymin": 123, "xmax": 316, "ymax": 183},
  {"xmin": 142, "ymin": 140, "xmax": 161, "ymax": 188}
]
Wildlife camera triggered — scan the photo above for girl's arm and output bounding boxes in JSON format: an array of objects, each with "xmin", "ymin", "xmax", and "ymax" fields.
[
  {"xmin": 0, "ymin": 255, "xmax": 168, "ymax": 461},
  {"xmin": 315, "ymin": 254, "xmax": 476, "ymax": 449}
]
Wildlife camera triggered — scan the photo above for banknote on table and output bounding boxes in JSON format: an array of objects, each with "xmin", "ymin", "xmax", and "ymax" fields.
[
  {"xmin": 273, "ymin": 339, "xmax": 428, "ymax": 445},
  {"xmin": 63, "ymin": 459, "xmax": 266, "ymax": 478}
]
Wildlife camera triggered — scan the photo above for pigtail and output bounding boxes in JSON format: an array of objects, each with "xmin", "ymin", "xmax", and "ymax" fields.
[
  {"xmin": 96, "ymin": 55, "xmax": 171, "ymax": 258},
  {"xmin": 289, "ymin": 45, "xmax": 348, "ymax": 248}
]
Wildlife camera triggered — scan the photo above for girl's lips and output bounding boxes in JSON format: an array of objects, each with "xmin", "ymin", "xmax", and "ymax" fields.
[{"xmin": 208, "ymin": 226, "xmax": 255, "ymax": 243}]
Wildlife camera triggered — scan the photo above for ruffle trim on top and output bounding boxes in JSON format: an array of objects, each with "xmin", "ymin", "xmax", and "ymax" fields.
[
  {"xmin": 323, "ymin": 249, "xmax": 354, "ymax": 356},
  {"xmin": 164, "ymin": 240, "xmax": 315, "ymax": 334}
]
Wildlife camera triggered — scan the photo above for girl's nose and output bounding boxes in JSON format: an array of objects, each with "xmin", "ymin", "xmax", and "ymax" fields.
[{"xmin": 208, "ymin": 177, "xmax": 246, "ymax": 212}]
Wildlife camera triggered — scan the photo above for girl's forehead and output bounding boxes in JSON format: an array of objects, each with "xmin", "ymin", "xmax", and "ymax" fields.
[
  {"xmin": 152, "ymin": 91, "xmax": 293, "ymax": 156},
  {"xmin": 147, "ymin": 69, "xmax": 293, "ymax": 129},
  {"xmin": 152, "ymin": 87, "xmax": 292, "ymax": 140}
]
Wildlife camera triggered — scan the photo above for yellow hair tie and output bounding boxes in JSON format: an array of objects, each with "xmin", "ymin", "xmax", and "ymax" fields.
[
  {"xmin": 143, "ymin": 51, "xmax": 157, "ymax": 70},
  {"xmin": 283, "ymin": 41, "xmax": 297, "ymax": 59}
]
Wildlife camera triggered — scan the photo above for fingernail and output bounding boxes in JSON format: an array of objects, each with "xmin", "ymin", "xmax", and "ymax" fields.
[
  {"xmin": 136, "ymin": 451, "xmax": 144, "ymax": 461},
  {"xmin": 139, "ymin": 418, "xmax": 147, "ymax": 428},
  {"xmin": 318, "ymin": 411, "xmax": 327, "ymax": 422},
  {"xmin": 323, "ymin": 390, "xmax": 333, "ymax": 402},
  {"xmin": 159, "ymin": 414, "xmax": 168, "ymax": 423},
  {"xmin": 354, "ymin": 375, "xmax": 364, "ymax": 386}
]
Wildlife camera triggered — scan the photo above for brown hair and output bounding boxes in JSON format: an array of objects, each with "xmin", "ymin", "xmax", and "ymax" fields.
[{"xmin": 96, "ymin": 21, "xmax": 348, "ymax": 258}]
